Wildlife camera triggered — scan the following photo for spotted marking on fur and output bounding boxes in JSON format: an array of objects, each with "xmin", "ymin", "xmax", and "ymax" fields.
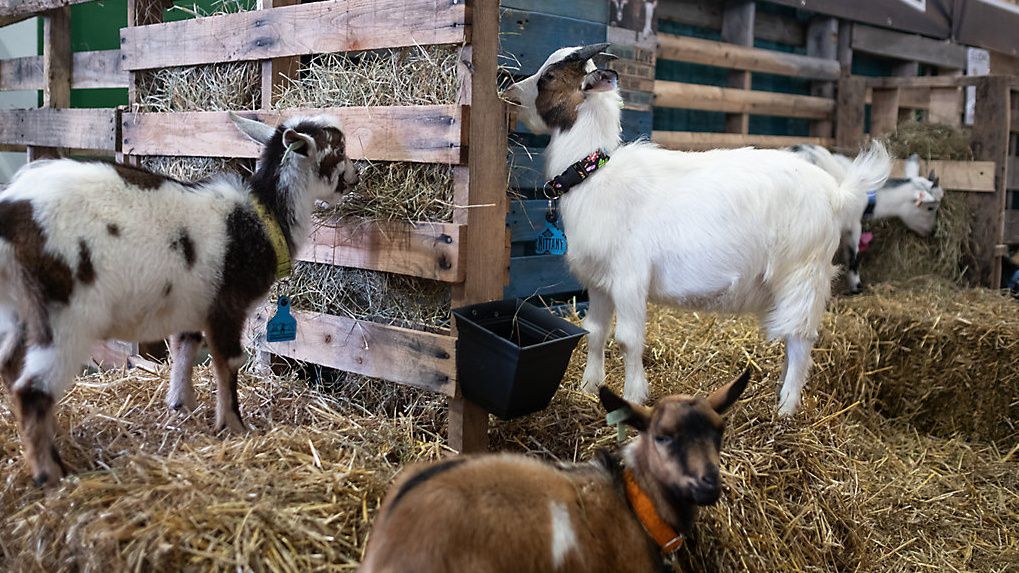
[
  {"xmin": 76, "ymin": 240, "xmax": 96, "ymax": 285},
  {"xmin": 0, "ymin": 200, "xmax": 75, "ymax": 305},
  {"xmin": 169, "ymin": 228, "xmax": 197, "ymax": 269},
  {"xmin": 109, "ymin": 163, "xmax": 167, "ymax": 190},
  {"xmin": 106, "ymin": 223, "xmax": 120, "ymax": 237}
]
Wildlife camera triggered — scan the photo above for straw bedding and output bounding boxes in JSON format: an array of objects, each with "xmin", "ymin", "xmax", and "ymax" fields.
[{"xmin": 2, "ymin": 284, "xmax": 1016, "ymax": 572}]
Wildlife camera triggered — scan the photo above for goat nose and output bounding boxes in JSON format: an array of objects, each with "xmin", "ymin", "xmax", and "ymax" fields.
[{"xmin": 701, "ymin": 472, "xmax": 720, "ymax": 488}]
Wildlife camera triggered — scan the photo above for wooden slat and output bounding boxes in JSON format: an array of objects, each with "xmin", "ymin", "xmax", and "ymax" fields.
[
  {"xmin": 836, "ymin": 76, "xmax": 866, "ymax": 149},
  {"xmin": 120, "ymin": 0, "xmax": 467, "ymax": 71},
  {"xmin": 258, "ymin": 0, "xmax": 300, "ymax": 110},
  {"xmin": 0, "ymin": 108, "xmax": 119, "ymax": 150},
  {"xmin": 1004, "ymin": 210, "xmax": 1019, "ymax": 244},
  {"xmin": 0, "ymin": 0, "xmax": 91, "ymax": 25},
  {"xmin": 928, "ymin": 87, "xmax": 962, "ymax": 127},
  {"xmin": 721, "ymin": 1, "xmax": 753, "ymax": 135},
  {"xmin": 247, "ymin": 308, "xmax": 456, "ymax": 396},
  {"xmin": 654, "ymin": 80, "xmax": 834, "ymax": 120},
  {"xmin": 0, "ymin": 50, "xmax": 127, "ymax": 91},
  {"xmin": 1009, "ymin": 157, "xmax": 1019, "ymax": 190},
  {"xmin": 298, "ymin": 219, "xmax": 465, "ymax": 282},
  {"xmin": 121, "ymin": 105, "xmax": 465, "ymax": 163},
  {"xmin": 505, "ymin": 255, "xmax": 583, "ymax": 299},
  {"xmin": 655, "ymin": 0, "xmax": 805, "ymax": 46},
  {"xmin": 508, "ymin": 199, "xmax": 551, "ymax": 243},
  {"xmin": 807, "ymin": 16, "xmax": 838, "ymax": 138},
  {"xmin": 891, "ymin": 159, "xmax": 995, "ymax": 193},
  {"xmin": 652, "ymin": 131, "xmax": 834, "ymax": 151},
  {"xmin": 862, "ymin": 76, "xmax": 998, "ymax": 89},
  {"xmin": 870, "ymin": 88, "xmax": 900, "ymax": 138},
  {"xmin": 852, "ymin": 24, "xmax": 967, "ymax": 70},
  {"xmin": 656, "ymin": 33, "xmax": 840, "ymax": 81}
]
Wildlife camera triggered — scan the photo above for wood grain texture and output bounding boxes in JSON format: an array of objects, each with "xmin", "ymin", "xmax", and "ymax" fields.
[
  {"xmin": 891, "ymin": 159, "xmax": 995, "ymax": 193},
  {"xmin": 721, "ymin": 0, "xmax": 753, "ymax": 135},
  {"xmin": 851, "ymin": 24, "xmax": 966, "ymax": 70},
  {"xmin": 505, "ymin": 255, "xmax": 583, "ymax": 299},
  {"xmin": 807, "ymin": 16, "xmax": 837, "ymax": 137},
  {"xmin": 450, "ymin": 0, "xmax": 508, "ymax": 452},
  {"xmin": 656, "ymin": 33, "xmax": 840, "ymax": 81},
  {"xmin": 656, "ymin": 0, "xmax": 804, "ymax": 46},
  {"xmin": 1, "ymin": 50, "xmax": 129, "ymax": 91},
  {"xmin": 298, "ymin": 219, "xmax": 466, "ymax": 282},
  {"xmin": 28, "ymin": 6, "xmax": 71, "ymax": 161},
  {"xmin": 121, "ymin": 105, "xmax": 465, "ymax": 162},
  {"xmin": 652, "ymin": 131, "xmax": 834, "ymax": 151},
  {"xmin": 258, "ymin": 0, "xmax": 300, "ymax": 110},
  {"xmin": 0, "ymin": 108, "xmax": 120, "ymax": 150},
  {"xmin": 869, "ymin": 88, "xmax": 900, "ymax": 138},
  {"xmin": 1004, "ymin": 210, "xmax": 1019, "ymax": 244},
  {"xmin": 654, "ymin": 80, "xmax": 835, "ymax": 120},
  {"xmin": 120, "ymin": 0, "xmax": 467, "ymax": 71},
  {"xmin": 247, "ymin": 308, "xmax": 456, "ymax": 396},
  {"xmin": 0, "ymin": 0, "xmax": 90, "ymax": 24},
  {"xmin": 967, "ymin": 77, "xmax": 1012, "ymax": 286},
  {"xmin": 1009, "ymin": 157, "xmax": 1019, "ymax": 190},
  {"xmin": 928, "ymin": 87, "xmax": 962, "ymax": 127},
  {"xmin": 835, "ymin": 76, "xmax": 865, "ymax": 150}
]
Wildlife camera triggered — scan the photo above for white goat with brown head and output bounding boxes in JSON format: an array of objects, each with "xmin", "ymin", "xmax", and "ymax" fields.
[
  {"xmin": 360, "ymin": 370, "xmax": 751, "ymax": 573},
  {"xmin": 503, "ymin": 44, "xmax": 890, "ymax": 416},
  {"xmin": 0, "ymin": 113, "xmax": 357, "ymax": 486}
]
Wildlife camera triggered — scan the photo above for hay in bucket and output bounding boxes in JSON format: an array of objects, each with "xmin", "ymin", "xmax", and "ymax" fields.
[
  {"xmin": 858, "ymin": 122, "xmax": 976, "ymax": 286},
  {"xmin": 2, "ymin": 284, "xmax": 1016, "ymax": 572}
]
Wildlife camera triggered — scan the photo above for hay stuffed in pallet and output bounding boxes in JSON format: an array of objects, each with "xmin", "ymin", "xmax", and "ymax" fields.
[
  {"xmin": 860, "ymin": 122, "xmax": 976, "ymax": 286},
  {"xmin": 2, "ymin": 284, "xmax": 1016, "ymax": 572}
]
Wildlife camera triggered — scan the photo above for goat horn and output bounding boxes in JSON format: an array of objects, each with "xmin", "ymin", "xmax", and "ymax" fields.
[{"xmin": 566, "ymin": 43, "xmax": 611, "ymax": 63}]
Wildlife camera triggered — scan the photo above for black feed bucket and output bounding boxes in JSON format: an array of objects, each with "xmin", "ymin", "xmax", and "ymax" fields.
[{"xmin": 452, "ymin": 299, "xmax": 587, "ymax": 420}]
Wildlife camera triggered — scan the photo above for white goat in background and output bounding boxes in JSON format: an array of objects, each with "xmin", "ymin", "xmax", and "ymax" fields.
[
  {"xmin": 0, "ymin": 113, "xmax": 357, "ymax": 486},
  {"xmin": 504, "ymin": 44, "xmax": 890, "ymax": 415},
  {"xmin": 791, "ymin": 145, "xmax": 943, "ymax": 293}
]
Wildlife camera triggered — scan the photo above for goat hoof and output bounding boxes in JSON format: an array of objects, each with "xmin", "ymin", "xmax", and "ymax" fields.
[
  {"xmin": 166, "ymin": 393, "xmax": 196, "ymax": 413},
  {"xmin": 623, "ymin": 386, "xmax": 649, "ymax": 405},
  {"xmin": 777, "ymin": 398, "xmax": 800, "ymax": 418},
  {"xmin": 31, "ymin": 457, "xmax": 65, "ymax": 487},
  {"xmin": 579, "ymin": 379, "xmax": 601, "ymax": 395},
  {"xmin": 215, "ymin": 415, "xmax": 247, "ymax": 434}
]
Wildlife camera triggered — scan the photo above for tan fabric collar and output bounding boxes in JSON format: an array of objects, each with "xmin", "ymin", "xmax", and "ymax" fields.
[{"xmin": 624, "ymin": 469, "xmax": 685, "ymax": 555}]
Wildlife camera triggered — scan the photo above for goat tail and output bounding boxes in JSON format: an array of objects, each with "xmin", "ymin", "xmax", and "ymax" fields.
[{"xmin": 832, "ymin": 140, "xmax": 891, "ymax": 218}]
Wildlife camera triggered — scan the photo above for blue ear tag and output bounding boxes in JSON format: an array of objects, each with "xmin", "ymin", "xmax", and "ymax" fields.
[
  {"xmin": 266, "ymin": 296, "xmax": 297, "ymax": 343},
  {"xmin": 535, "ymin": 209, "xmax": 568, "ymax": 255}
]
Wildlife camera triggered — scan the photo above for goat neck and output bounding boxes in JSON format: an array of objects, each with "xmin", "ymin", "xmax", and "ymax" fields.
[
  {"xmin": 545, "ymin": 90, "xmax": 624, "ymax": 179},
  {"xmin": 248, "ymin": 135, "xmax": 308, "ymax": 256}
]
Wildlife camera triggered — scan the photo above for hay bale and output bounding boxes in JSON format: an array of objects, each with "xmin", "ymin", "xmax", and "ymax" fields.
[
  {"xmin": 2, "ymin": 283, "xmax": 1017, "ymax": 571},
  {"xmin": 857, "ymin": 122, "xmax": 976, "ymax": 287},
  {"xmin": 277, "ymin": 262, "xmax": 451, "ymax": 332},
  {"xmin": 4, "ymin": 284, "xmax": 1017, "ymax": 571}
]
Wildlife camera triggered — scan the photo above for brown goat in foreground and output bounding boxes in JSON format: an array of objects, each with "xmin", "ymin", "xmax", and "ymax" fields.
[{"xmin": 360, "ymin": 370, "xmax": 751, "ymax": 573}]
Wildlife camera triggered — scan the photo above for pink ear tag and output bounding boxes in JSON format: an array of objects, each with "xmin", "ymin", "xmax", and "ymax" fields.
[{"xmin": 858, "ymin": 232, "xmax": 874, "ymax": 253}]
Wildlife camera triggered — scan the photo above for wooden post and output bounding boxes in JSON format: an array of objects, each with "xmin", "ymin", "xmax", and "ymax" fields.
[
  {"xmin": 837, "ymin": 20, "xmax": 853, "ymax": 77},
  {"xmin": 968, "ymin": 76, "xmax": 1012, "ymax": 287},
  {"xmin": 258, "ymin": 0, "xmax": 300, "ymax": 110},
  {"xmin": 835, "ymin": 76, "xmax": 865, "ymax": 150},
  {"xmin": 721, "ymin": 0, "xmax": 754, "ymax": 135},
  {"xmin": 929, "ymin": 87, "xmax": 963, "ymax": 127},
  {"xmin": 807, "ymin": 16, "xmax": 837, "ymax": 138},
  {"xmin": 870, "ymin": 88, "xmax": 901, "ymax": 137},
  {"xmin": 448, "ymin": 0, "xmax": 509, "ymax": 453},
  {"xmin": 26, "ymin": 6, "xmax": 71, "ymax": 161}
]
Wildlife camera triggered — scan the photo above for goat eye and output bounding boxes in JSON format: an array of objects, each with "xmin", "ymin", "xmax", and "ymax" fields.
[{"xmin": 654, "ymin": 435, "xmax": 672, "ymax": 446}]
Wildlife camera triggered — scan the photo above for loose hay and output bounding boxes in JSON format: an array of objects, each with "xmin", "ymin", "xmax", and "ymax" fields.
[
  {"xmin": 861, "ymin": 122, "xmax": 976, "ymax": 286},
  {"xmin": 325, "ymin": 161, "xmax": 455, "ymax": 223},
  {"xmin": 278, "ymin": 262, "xmax": 451, "ymax": 332},
  {"xmin": 2, "ymin": 284, "xmax": 1016, "ymax": 572}
]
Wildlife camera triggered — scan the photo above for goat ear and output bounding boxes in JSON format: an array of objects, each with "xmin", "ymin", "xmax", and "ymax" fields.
[
  {"xmin": 583, "ymin": 69, "xmax": 618, "ymax": 93},
  {"xmin": 598, "ymin": 386, "xmax": 651, "ymax": 432},
  {"xmin": 282, "ymin": 128, "xmax": 316, "ymax": 157},
  {"xmin": 904, "ymin": 154, "xmax": 921, "ymax": 178},
  {"xmin": 229, "ymin": 112, "xmax": 276, "ymax": 145},
  {"xmin": 706, "ymin": 368, "xmax": 751, "ymax": 414}
]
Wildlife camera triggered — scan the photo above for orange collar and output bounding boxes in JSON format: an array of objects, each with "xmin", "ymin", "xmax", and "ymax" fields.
[{"xmin": 623, "ymin": 469, "xmax": 685, "ymax": 554}]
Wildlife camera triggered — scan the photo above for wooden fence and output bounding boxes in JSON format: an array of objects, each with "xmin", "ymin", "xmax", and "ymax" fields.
[{"xmin": 0, "ymin": 0, "xmax": 508, "ymax": 452}]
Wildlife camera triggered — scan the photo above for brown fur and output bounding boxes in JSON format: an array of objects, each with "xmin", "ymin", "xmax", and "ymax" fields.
[
  {"xmin": 535, "ymin": 61, "xmax": 588, "ymax": 131},
  {"xmin": 12, "ymin": 382, "xmax": 65, "ymax": 485},
  {"xmin": 0, "ymin": 200, "xmax": 76, "ymax": 306},
  {"xmin": 361, "ymin": 372, "xmax": 751, "ymax": 573},
  {"xmin": 0, "ymin": 321, "xmax": 26, "ymax": 390},
  {"xmin": 110, "ymin": 163, "xmax": 168, "ymax": 190}
]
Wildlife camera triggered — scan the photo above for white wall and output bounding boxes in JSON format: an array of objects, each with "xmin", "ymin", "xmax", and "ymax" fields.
[{"xmin": 0, "ymin": 18, "xmax": 39, "ymax": 184}]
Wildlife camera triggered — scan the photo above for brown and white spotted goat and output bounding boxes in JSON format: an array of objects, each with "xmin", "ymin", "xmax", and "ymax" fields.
[
  {"xmin": 0, "ymin": 113, "xmax": 358, "ymax": 486},
  {"xmin": 360, "ymin": 370, "xmax": 751, "ymax": 573}
]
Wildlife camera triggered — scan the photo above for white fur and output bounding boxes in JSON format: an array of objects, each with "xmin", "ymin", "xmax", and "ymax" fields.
[
  {"xmin": 506, "ymin": 47, "xmax": 891, "ymax": 413},
  {"xmin": 548, "ymin": 500, "xmax": 578, "ymax": 569},
  {"xmin": 792, "ymin": 145, "xmax": 942, "ymax": 292}
]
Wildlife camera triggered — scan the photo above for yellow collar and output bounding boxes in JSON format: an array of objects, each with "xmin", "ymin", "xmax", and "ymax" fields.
[
  {"xmin": 250, "ymin": 196, "xmax": 292, "ymax": 279},
  {"xmin": 624, "ymin": 469, "xmax": 686, "ymax": 555}
]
